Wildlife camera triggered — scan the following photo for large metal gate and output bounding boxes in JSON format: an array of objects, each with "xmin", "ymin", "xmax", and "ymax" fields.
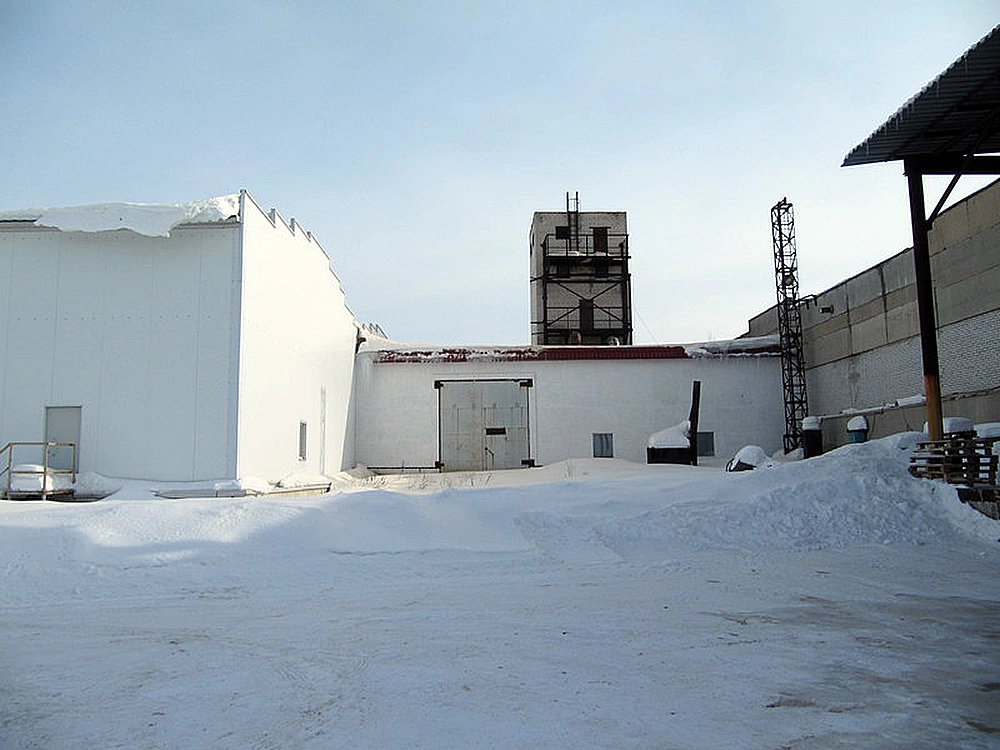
[{"xmin": 436, "ymin": 379, "xmax": 532, "ymax": 472}]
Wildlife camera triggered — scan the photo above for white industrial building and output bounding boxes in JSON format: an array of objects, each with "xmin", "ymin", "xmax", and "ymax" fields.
[
  {"xmin": 0, "ymin": 192, "xmax": 786, "ymax": 487},
  {"xmin": 0, "ymin": 192, "xmax": 357, "ymax": 483},
  {"xmin": 349, "ymin": 340, "xmax": 783, "ymax": 472}
]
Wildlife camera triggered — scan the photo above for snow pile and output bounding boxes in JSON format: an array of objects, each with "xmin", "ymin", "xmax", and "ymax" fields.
[
  {"xmin": 74, "ymin": 471, "xmax": 124, "ymax": 498},
  {"xmin": 212, "ymin": 476, "xmax": 272, "ymax": 496},
  {"xmin": 847, "ymin": 415, "xmax": 869, "ymax": 432},
  {"xmin": 276, "ymin": 472, "xmax": 332, "ymax": 489},
  {"xmin": 725, "ymin": 444, "xmax": 776, "ymax": 471},
  {"xmin": 977, "ymin": 422, "xmax": 1000, "ymax": 438},
  {"xmin": 647, "ymin": 420, "xmax": 689, "ymax": 449},
  {"xmin": 926, "ymin": 416, "xmax": 975, "ymax": 435},
  {"xmin": 683, "ymin": 335, "xmax": 780, "ymax": 357},
  {"xmin": 1, "ymin": 194, "xmax": 240, "ymax": 237},
  {"xmin": 6, "ymin": 464, "xmax": 73, "ymax": 493},
  {"xmin": 6, "ymin": 435, "xmax": 992, "ymax": 557},
  {"xmin": 602, "ymin": 435, "xmax": 990, "ymax": 557}
]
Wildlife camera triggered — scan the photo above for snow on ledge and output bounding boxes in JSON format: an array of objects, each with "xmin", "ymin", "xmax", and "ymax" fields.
[
  {"xmin": 0, "ymin": 194, "xmax": 241, "ymax": 237},
  {"xmin": 683, "ymin": 335, "xmax": 780, "ymax": 357},
  {"xmin": 648, "ymin": 420, "xmax": 690, "ymax": 449}
]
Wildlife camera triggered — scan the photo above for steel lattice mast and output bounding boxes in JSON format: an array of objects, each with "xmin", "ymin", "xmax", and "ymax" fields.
[{"xmin": 771, "ymin": 198, "xmax": 809, "ymax": 453}]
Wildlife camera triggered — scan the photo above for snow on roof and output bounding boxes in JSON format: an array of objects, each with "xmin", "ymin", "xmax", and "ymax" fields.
[
  {"xmin": 0, "ymin": 194, "xmax": 241, "ymax": 238},
  {"xmin": 684, "ymin": 335, "xmax": 780, "ymax": 357},
  {"xmin": 371, "ymin": 345, "xmax": 691, "ymax": 364},
  {"xmin": 364, "ymin": 337, "xmax": 780, "ymax": 364}
]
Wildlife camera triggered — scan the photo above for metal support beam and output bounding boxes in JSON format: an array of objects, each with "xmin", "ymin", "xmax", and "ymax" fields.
[
  {"xmin": 908, "ymin": 154, "xmax": 1000, "ymax": 175},
  {"xmin": 904, "ymin": 159, "xmax": 944, "ymax": 442}
]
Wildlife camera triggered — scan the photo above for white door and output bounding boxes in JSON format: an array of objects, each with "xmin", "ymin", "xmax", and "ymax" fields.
[
  {"xmin": 438, "ymin": 380, "xmax": 530, "ymax": 471},
  {"xmin": 45, "ymin": 406, "xmax": 81, "ymax": 471}
]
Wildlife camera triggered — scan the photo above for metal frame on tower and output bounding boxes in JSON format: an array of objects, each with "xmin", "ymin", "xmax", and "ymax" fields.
[{"xmin": 771, "ymin": 198, "xmax": 808, "ymax": 453}]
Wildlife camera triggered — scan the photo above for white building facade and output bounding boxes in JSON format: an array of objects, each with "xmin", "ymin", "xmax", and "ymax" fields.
[
  {"xmin": 0, "ymin": 192, "xmax": 357, "ymax": 482},
  {"xmin": 350, "ymin": 342, "xmax": 785, "ymax": 471}
]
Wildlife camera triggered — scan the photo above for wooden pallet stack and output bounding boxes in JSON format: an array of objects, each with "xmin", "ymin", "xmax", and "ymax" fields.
[{"xmin": 909, "ymin": 436, "xmax": 999, "ymax": 486}]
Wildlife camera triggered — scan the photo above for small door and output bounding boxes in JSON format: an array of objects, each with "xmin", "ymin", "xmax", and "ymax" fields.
[{"xmin": 45, "ymin": 406, "xmax": 81, "ymax": 471}]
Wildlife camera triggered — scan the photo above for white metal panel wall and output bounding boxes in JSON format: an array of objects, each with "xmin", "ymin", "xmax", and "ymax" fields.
[
  {"xmin": 352, "ymin": 352, "xmax": 784, "ymax": 468},
  {"xmin": 235, "ymin": 195, "xmax": 357, "ymax": 481},
  {"xmin": 0, "ymin": 223, "xmax": 241, "ymax": 480}
]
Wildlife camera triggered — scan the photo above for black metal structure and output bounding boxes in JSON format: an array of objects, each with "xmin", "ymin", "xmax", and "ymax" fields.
[
  {"xmin": 771, "ymin": 198, "xmax": 809, "ymax": 453},
  {"xmin": 531, "ymin": 193, "xmax": 632, "ymax": 345},
  {"xmin": 843, "ymin": 24, "xmax": 1000, "ymax": 441}
]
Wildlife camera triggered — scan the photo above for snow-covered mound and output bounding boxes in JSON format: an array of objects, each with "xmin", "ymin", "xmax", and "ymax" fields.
[
  {"xmin": 6, "ymin": 434, "xmax": 993, "ymax": 560},
  {"xmin": 725, "ymin": 444, "xmax": 776, "ymax": 471},
  {"xmin": 35, "ymin": 433, "xmax": 997, "ymax": 561},
  {"xmin": 593, "ymin": 433, "xmax": 997, "ymax": 559}
]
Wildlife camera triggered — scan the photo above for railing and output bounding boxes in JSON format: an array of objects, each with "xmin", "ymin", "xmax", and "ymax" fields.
[
  {"xmin": 540, "ymin": 232, "xmax": 629, "ymax": 258},
  {"xmin": 0, "ymin": 442, "xmax": 77, "ymax": 500},
  {"xmin": 909, "ymin": 436, "xmax": 998, "ymax": 486}
]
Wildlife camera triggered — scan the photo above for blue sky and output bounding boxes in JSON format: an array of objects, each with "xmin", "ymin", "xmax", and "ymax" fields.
[{"xmin": 3, "ymin": 2, "xmax": 997, "ymax": 344}]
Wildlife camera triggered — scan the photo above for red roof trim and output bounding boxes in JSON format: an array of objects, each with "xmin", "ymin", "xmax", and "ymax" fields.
[{"xmin": 373, "ymin": 345, "xmax": 691, "ymax": 364}]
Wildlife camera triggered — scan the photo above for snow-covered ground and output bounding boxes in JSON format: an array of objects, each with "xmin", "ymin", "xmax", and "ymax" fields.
[{"xmin": 2, "ymin": 434, "xmax": 998, "ymax": 748}]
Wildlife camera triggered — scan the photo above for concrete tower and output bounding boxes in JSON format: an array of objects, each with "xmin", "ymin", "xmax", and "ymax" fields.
[{"xmin": 530, "ymin": 193, "xmax": 632, "ymax": 345}]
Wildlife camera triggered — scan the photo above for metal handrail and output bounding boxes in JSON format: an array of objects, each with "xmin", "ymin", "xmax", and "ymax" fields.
[
  {"xmin": 0, "ymin": 442, "xmax": 77, "ymax": 500},
  {"xmin": 541, "ymin": 232, "xmax": 629, "ymax": 258}
]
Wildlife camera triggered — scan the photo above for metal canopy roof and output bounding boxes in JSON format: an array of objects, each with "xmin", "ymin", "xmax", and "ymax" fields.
[{"xmin": 843, "ymin": 24, "xmax": 1000, "ymax": 168}]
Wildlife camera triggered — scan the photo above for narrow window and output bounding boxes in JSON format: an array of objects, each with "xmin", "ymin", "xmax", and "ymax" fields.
[
  {"xmin": 298, "ymin": 421, "xmax": 308, "ymax": 461},
  {"xmin": 593, "ymin": 433, "xmax": 614, "ymax": 458},
  {"xmin": 579, "ymin": 298, "xmax": 594, "ymax": 331}
]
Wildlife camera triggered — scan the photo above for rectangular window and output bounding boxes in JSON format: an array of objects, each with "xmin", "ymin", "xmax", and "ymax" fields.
[
  {"xmin": 593, "ymin": 227, "xmax": 608, "ymax": 253},
  {"xmin": 696, "ymin": 431, "xmax": 716, "ymax": 457},
  {"xmin": 555, "ymin": 225, "xmax": 570, "ymax": 240},
  {"xmin": 593, "ymin": 433, "xmax": 614, "ymax": 458},
  {"xmin": 298, "ymin": 421, "xmax": 308, "ymax": 461}
]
